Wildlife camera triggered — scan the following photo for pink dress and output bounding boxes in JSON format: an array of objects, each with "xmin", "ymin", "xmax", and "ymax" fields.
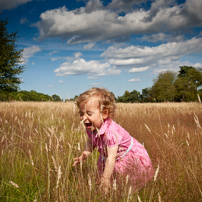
[{"xmin": 87, "ymin": 118, "xmax": 154, "ymax": 190}]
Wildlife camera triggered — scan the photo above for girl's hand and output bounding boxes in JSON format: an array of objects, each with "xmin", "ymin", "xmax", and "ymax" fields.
[
  {"xmin": 99, "ymin": 178, "xmax": 111, "ymax": 195},
  {"xmin": 72, "ymin": 152, "xmax": 87, "ymax": 166}
]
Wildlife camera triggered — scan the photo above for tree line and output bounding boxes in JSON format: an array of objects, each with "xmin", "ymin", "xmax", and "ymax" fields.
[
  {"xmin": 117, "ymin": 66, "xmax": 202, "ymax": 103},
  {"xmin": 0, "ymin": 90, "xmax": 62, "ymax": 102},
  {"xmin": 67, "ymin": 65, "xmax": 202, "ymax": 103}
]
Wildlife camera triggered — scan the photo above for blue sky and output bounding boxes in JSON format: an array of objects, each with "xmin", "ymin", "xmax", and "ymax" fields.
[{"xmin": 1, "ymin": 0, "xmax": 202, "ymax": 100}]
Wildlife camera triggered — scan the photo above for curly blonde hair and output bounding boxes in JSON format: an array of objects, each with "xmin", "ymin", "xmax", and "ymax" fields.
[{"xmin": 76, "ymin": 87, "xmax": 116, "ymax": 119}]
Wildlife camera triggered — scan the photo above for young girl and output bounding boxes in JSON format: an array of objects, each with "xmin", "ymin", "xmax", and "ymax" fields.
[{"xmin": 73, "ymin": 87, "xmax": 154, "ymax": 193}]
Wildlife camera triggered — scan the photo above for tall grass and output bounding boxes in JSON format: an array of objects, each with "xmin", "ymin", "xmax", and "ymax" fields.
[{"xmin": 0, "ymin": 102, "xmax": 201, "ymax": 201}]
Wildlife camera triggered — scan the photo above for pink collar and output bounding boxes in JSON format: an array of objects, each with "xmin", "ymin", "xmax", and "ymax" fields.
[
  {"xmin": 86, "ymin": 118, "xmax": 112, "ymax": 138},
  {"xmin": 95, "ymin": 118, "xmax": 111, "ymax": 137}
]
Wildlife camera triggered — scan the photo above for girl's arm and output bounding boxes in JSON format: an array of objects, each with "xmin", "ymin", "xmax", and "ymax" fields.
[
  {"xmin": 72, "ymin": 136, "xmax": 93, "ymax": 166},
  {"xmin": 101, "ymin": 145, "xmax": 118, "ymax": 191}
]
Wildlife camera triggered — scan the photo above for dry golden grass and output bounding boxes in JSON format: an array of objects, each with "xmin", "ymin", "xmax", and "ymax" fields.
[{"xmin": 0, "ymin": 101, "xmax": 202, "ymax": 201}]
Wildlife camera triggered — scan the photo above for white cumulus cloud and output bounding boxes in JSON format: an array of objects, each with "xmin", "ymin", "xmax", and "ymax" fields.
[
  {"xmin": 140, "ymin": 33, "xmax": 184, "ymax": 43},
  {"xmin": 128, "ymin": 78, "xmax": 141, "ymax": 82},
  {"xmin": 101, "ymin": 37, "xmax": 202, "ymax": 71},
  {"xmin": 35, "ymin": 0, "xmax": 202, "ymax": 44},
  {"xmin": 48, "ymin": 50, "xmax": 59, "ymax": 55},
  {"xmin": 194, "ymin": 63, "xmax": 202, "ymax": 68},
  {"xmin": 54, "ymin": 58, "xmax": 121, "ymax": 78},
  {"xmin": 83, "ymin": 42, "xmax": 95, "ymax": 50},
  {"xmin": 129, "ymin": 66, "xmax": 149, "ymax": 73},
  {"xmin": 22, "ymin": 46, "xmax": 41, "ymax": 64}
]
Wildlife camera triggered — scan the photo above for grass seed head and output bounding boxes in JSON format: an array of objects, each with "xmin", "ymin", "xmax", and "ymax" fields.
[
  {"xmin": 154, "ymin": 164, "xmax": 160, "ymax": 182},
  {"xmin": 9, "ymin": 181, "xmax": 19, "ymax": 188}
]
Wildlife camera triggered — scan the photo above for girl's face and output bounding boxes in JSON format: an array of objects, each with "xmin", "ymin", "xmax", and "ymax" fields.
[{"xmin": 79, "ymin": 97, "xmax": 108, "ymax": 132}]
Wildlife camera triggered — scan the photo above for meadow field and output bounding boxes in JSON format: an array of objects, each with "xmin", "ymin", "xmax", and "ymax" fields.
[{"xmin": 0, "ymin": 101, "xmax": 202, "ymax": 202}]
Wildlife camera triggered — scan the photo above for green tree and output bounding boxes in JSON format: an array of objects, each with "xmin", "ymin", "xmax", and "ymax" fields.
[
  {"xmin": 141, "ymin": 88, "xmax": 153, "ymax": 102},
  {"xmin": 151, "ymin": 71, "xmax": 177, "ymax": 102},
  {"xmin": 117, "ymin": 90, "xmax": 140, "ymax": 103},
  {"xmin": 117, "ymin": 90, "xmax": 129, "ymax": 102},
  {"xmin": 0, "ymin": 18, "xmax": 25, "ymax": 94},
  {"xmin": 39, "ymin": 95, "xmax": 48, "ymax": 101},
  {"xmin": 174, "ymin": 77, "xmax": 190, "ymax": 101},
  {"xmin": 178, "ymin": 66, "xmax": 193, "ymax": 77},
  {"xmin": 174, "ymin": 66, "xmax": 202, "ymax": 101},
  {"xmin": 0, "ymin": 91, "xmax": 7, "ymax": 101},
  {"xmin": 128, "ymin": 90, "xmax": 140, "ymax": 102},
  {"xmin": 52, "ymin": 94, "xmax": 61, "ymax": 102}
]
